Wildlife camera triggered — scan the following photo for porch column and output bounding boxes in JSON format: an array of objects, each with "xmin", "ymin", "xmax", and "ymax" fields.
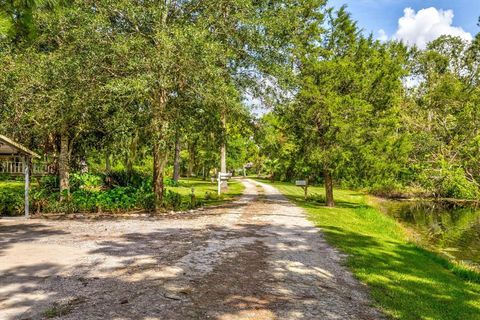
[{"xmin": 24, "ymin": 155, "xmax": 30, "ymax": 218}]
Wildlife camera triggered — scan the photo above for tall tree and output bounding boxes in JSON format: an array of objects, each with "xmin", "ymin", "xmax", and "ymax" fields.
[{"xmin": 284, "ymin": 7, "xmax": 407, "ymax": 206}]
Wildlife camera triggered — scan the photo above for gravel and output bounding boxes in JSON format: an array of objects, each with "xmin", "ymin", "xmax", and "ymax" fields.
[{"xmin": 0, "ymin": 179, "xmax": 382, "ymax": 320}]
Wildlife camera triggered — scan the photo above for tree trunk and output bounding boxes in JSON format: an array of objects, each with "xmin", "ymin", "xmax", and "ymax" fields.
[
  {"xmin": 127, "ymin": 131, "xmax": 139, "ymax": 174},
  {"xmin": 324, "ymin": 169, "xmax": 334, "ymax": 207},
  {"xmin": 188, "ymin": 140, "xmax": 196, "ymax": 177},
  {"xmin": 220, "ymin": 109, "xmax": 228, "ymax": 190},
  {"xmin": 173, "ymin": 130, "xmax": 181, "ymax": 182},
  {"xmin": 59, "ymin": 131, "xmax": 70, "ymax": 200},
  {"xmin": 153, "ymin": 142, "xmax": 168, "ymax": 210},
  {"xmin": 105, "ymin": 151, "xmax": 111, "ymax": 172},
  {"xmin": 152, "ymin": 89, "xmax": 169, "ymax": 211}
]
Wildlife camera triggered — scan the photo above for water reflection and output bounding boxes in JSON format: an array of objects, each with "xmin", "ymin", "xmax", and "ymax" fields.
[{"xmin": 381, "ymin": 200, "xmax": 480, "ymax": 268}]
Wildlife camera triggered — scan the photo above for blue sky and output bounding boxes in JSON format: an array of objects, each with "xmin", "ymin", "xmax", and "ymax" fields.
[{"xmin": 328, "ymin": 0, "xmax": 479, "ymax": 43}]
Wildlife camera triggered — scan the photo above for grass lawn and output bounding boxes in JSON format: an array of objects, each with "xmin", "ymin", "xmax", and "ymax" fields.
[
  {"xmin": 260, "ymin": 179, "xmax": 480, "ymax": 320},
  {"xmin": 0, "ymin": 180, "xmax": 25, "ymax": 192},
  {"xmin": 167, "ymin": 178, "xmax": 244, "ymax": 208}
]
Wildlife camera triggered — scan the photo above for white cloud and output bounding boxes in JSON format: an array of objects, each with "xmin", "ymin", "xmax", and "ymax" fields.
[
  {"xmin": 377, "ymin": 29, "xmax": 389, "ymax": 42},
  {"xmin": 393, "ymin": 7, "xmax": 472, "ymax": 49}
]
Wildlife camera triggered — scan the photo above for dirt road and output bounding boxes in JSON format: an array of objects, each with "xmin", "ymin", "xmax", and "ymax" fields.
[{"xmin": 0, "ymin": 179, "xmax": 381, "ymax": 320}]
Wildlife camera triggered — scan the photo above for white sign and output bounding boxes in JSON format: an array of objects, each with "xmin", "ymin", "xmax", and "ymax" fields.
[
  {"xmin": 296, "ymin": 180, "xmax": 307, "ymax": 186},
  {"xmin": 219, "ymin": 173, "xmax": 232, "ymax": 178}
]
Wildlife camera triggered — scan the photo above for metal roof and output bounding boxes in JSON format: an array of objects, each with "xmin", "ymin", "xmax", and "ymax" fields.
[{"xmin": 0, "ymin": 134, "xmax": 41, "ymax": 158}]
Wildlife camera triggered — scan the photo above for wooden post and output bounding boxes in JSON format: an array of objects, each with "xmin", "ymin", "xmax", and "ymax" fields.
[
  {"xmin": 24, "ymin": 156, "xmax": 30, "ymax": 218},
  {"xmin": 295, "ymin": 180, "xmax": 308, "ymax": 200}
]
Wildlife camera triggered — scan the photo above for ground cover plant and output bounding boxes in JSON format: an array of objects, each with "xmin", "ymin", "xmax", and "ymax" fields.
[
  {"xmin": 0, "ymin": 181, "xmax": 25, "ymax": 215},
  {"xmin": 0, "ymin": 173, "xmax": 244, "ymax": 216}
]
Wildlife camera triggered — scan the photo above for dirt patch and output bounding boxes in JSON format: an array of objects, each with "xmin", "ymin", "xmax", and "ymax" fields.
[{"xmin": 0, "ymin": 179, "xmax": 382, "ymax": 320}]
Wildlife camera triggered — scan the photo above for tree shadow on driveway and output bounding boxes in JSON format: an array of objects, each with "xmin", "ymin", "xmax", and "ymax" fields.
[
  {"xmin": 0, "ymin": 220, "xmax": 382, "ymax": 320},
  {"xmin": 0, "ymin": 222, "xmax": 69, "ymax": 255}
]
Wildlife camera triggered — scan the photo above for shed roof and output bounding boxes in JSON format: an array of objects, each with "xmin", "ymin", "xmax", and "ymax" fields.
[{"xmin": 0, "ymin": 134, "xmax": 40, "ymax": 158}]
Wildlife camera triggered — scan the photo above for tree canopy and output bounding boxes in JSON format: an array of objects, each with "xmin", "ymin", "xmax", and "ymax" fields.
[{"xmin": 1, "ymin": 2, "xmax": 479, "ymax": 210}]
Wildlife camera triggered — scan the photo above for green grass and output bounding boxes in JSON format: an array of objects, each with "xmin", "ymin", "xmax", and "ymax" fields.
[
  {"xmin": 0, "ymin": 180, "xmax": 25, "ymax": 192},
  {"xmin": 167, "ymin": 178, "xmax": 244, "ymax": 208},
  {"xmin": 0, "ymin": 178, "xmax": 243, "ymax": 215},
  {"xmin": 261, "ymin": 179, "xmax": 480, "ymax": 320}
]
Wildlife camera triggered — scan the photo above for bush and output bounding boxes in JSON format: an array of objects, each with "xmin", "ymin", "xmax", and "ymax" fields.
[
  {"xmin": 38, "ymin": 175, "xmax": 60, "ymax": 193},
  {"xmin": 137, "ymin": 191, "xmax": 155, "ymax": 211},
  {"xmin": 71, "ymin": 173, "xmax": 103, "ymax": 191},
  {"xmin": 163, "ymin": 190, "xmax": 182, "ymax": 210},
  {"xmin": 98, "ymin": 187, "xmax": 138, "ymax": 211},
  {"xmin": 35, "ymin": 185, "xmax": 156, "ymax": 214},
  {"xmin": 419, "ymin": 165, "xmax": 479, "ymax": 200},
  {"xmin": 204, "ymin": 191, "xmax": 219, "ymax": 201},
  {"xmin": 368, "ymin": 181, "xmax": 408, "ymax": 199},
  {"xmin": 0, "ymin": 190, "xmax": 24, "ymax": 216},
  {"xmin": 439, "ymin": 168, "xmax": 478, "ymax": 200},
  {"xmin": 105, "ymin": 169, "xmax": 149, "ymax": 188},
  {"xmin": 1, "ymin": 171, "xmax": 206, "ymax": 215}
]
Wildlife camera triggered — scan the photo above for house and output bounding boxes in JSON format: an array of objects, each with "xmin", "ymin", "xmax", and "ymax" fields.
[{"xmin": 0, "ymin": 134, "xmax": 41, "ymax": 217}]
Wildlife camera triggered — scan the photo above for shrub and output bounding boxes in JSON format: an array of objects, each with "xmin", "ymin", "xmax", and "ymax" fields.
[
  {"xmin": 189, "ymin": 189, "xmax": 197, "ymax": 209},
  {"xmin": 368, "ymin": 181, "xmax": 407, "ymax": 199},
  {"xmin": 0, "ymin": 190, "xmax": 23, "ymax": 216},
  {"xmin": 105, "ymin": 169, "xmax": 149, "ymax": 188},
  {"xmin": 204, "ymin": 191, "xmax": 219, "ymax": 201},
  {"xmin": 71, "ymin": 173, "xmax": 103, "ymax": 191},
  {"xmin": 43, "ymin": 197, "xmax": 79, "ymax": 214},
  {"xmin": 38, "ymin": 175, "xmax": 60, "ymax": 193},
  {"xmin": 70, "ymin": 190, "xmax": 99, "ymax": 212},
  {"xmin": 439, "ymin": 168, "xmax": 478, "ymax": 200},
  {"xmin": 98, "ymin": 187, "xmax": 138, "ymax": 211},
  {"xmin": 1, "ymin": 171, "xmax": 205, "ymax": 214},
  {"xmin": 31, "ymin": 187, "xmax": 52, "ymax": 214},
  {"xmin": 163, "ymin": 190, "xmax": 182, "ymax": 210},
  {"xmin": 164, "ymin": 177, "xmax": 179, "ymax": 187},
  {"xmin": 137, "ymin": 191, "xmax": 155, "ymax": 211}
]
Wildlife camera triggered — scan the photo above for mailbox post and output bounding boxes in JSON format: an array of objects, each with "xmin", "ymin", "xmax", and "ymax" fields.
[
  {"xmin": 295, "ymin": 180, "xmax": 309, "ymax": 200},
  {"xmin": 218, "ymin": 172, "xmax": 232, "ymax": 195}
]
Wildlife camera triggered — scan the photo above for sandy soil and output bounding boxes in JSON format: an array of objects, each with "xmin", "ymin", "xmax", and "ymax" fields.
[{"xmin": 0, "ymin": 179, "xmax": 382, "ymax": 320}]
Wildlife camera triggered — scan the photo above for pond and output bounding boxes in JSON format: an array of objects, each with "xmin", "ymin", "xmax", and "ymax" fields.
[{"xmin": 380, "ymin": 199, "xmax": 480, "ymax": 268}]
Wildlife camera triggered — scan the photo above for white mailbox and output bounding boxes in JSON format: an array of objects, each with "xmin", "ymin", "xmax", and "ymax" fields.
[
  {"xmin": 218, "ymin": 172, "xmax": 233, "ymax": 195},
  {"xmin": 219, "ymin": 173, "xmax": 232, "ymax": 181},
  {"xmin": 296, "ymin": 180, "xmax": 307, "ymax": 186}
]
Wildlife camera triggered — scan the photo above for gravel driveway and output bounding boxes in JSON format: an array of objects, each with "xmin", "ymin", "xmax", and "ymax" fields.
[{"xmin": 0, "ymin": 179, "xmax": 382, "ymax": 320}]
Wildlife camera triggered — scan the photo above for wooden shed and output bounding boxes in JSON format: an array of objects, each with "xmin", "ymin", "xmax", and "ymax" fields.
[{"xmin": 0, "ymin": 134, "xmax": 41, "ymax": 218}]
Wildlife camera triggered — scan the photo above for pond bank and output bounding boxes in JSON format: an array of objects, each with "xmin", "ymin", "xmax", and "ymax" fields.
[{"xmin": 376, "ymin": 198, "xmax": 480, "ymax": 270}]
